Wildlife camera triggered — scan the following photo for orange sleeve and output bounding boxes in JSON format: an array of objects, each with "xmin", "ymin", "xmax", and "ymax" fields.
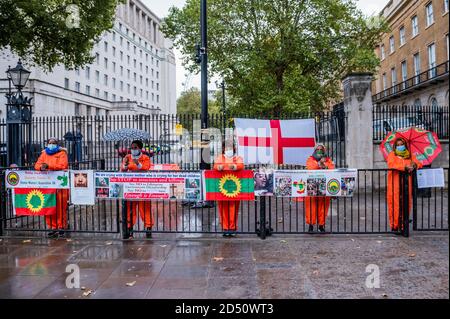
[
  {"xmin": 235, "ymin": 156, "xmax": 244, "ymax": 171},
  {"xmin": 121, "ymin": 155, "xmax": 132, "ymax": 171},
  {"xmin": 139, "ymin": 155, "xmax": 151, "ymax": 171},
  {"xmin": 387, "ymin": 153, "xmax": 406, "ymax": 171},
  {"xmin": 49, "ymin": 151, "xmax": 68, "ymax": 170},
  {"xmin": 213, "ymin": 155, "xmax": 225, "ymax": 170},
  {"xmin": 411, "ymin": 154, "xmax": 423, "ymax": 169},
  {"xmin": 306, "ymin": 157, "xmax": 320, "ymax": 170},
  {"xmin": 325, "ymin": 158, "xmax": 335, "ymax": 169},
  {"xmin": 34, "ymin": 152, "xmax": 46, "ymax": 171}
]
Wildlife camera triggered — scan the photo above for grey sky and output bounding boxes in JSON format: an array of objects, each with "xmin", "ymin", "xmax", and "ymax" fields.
[{"xmin": 141, "ymin": 0, "xmax": 388, "ymax": 98}]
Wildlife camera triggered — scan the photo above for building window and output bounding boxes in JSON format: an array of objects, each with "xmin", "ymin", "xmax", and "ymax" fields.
[
  {"xmin": 75, "ymin": 103, "xmax": 80, "ymax": 114},
  {"xmin": 75, "ymin": 82, "xmax": 80, "ymax": 92},
  {"xmin": 86, "ymin": 85, "xmax": 90, "ymax": 95},
  {"xmin": 104, "ymin": 74, "xmax": 108, "ymax": 86},
  {"xmin": 104, "ymin": 41, "xmax": 108, "ymax": 52},
  {"xmin": 120, "ymin": 37, "xmax": 123, "ymax": 46},
  {"xmin": 95, "ymin": 71, "xmax": 100, "ymax": 83},
  {"xmin": 411, "ymin": 15, "xmax": 419, "ymax": 37},
  {"xmin": 391, "ymin": 67, "xmax": 397, "ymax": 88},
  {"xmin": 133, "ymin": 72, "xmax": 137, "ymax": 82},
  {"xmin": 112, "ymin": 94, "xmax": 116, "ymax": 101},
  {"xmin": 380, "ymin": 44, "xmax": 385, "ymax": 60},
  {"xmin": 157, "ymin": 83, "xmax": 159, "ymax": 91},
  {"xmin": 445, "ymin": 0, "xmax": 449, "ymax": 12},
  {"xmin": 399, "ymin": 26, "xmax": 406, "ymax": 46},
  {"xmin": 156, "ymin": 95, "xmax": 159, "ymax": 103},
  {"xmin": 112, "ymin": 78, "xmax": 116, "ymax": 89},
  {"xmin": 426, "ymin": 2, "xmax": 434, "ymax": 26},
  {"xmin": 112, "ymin": 62, "xmax": 116, "ymax": 73},
  {"xmin": 414, "ymin": 98, "xmax": 422, "ymax": 108},
  {"xmin": 104, "ymin": 57, "xmax": 108, "ymax": 69},
  {"xmin": 104, "ymin": 91, "xmax": 108, "ymax": 100},
  {"xmin": 95, "ymin": 88, "xmax": 100, "ymax": 97},
  {"xmin": 127, "ymin": 69, "xmax": 130, "ymax": 79},
  {"xmin": 389, "ymin": 36, "xmax": 395, "ymax": 53},
  {"xmin": 127, "ymin": 84, "xmax": 130, "ymax": 93},
  {"xmin": 112, "ymin": 31, "xmax": 116, "ymax": 42},
  {"xmin": 133, "ymin": 59, "xmax": 136, "ymax": 68},
  {"xmin": 446, "ymin": 34, "xmax": 449, "ymax": 60},
  {"xmin": 120, "ymin": 51, "xmax": 123, "ymax": 61},
  {"xmin": 382, "ymin": 73, "xmax": 387, "ymax": 90},
  {"xmin": 428, "ymin": 43, "xmax": 436, "ymax": 77},
  {"xmin": 133, "ymin": 86, "xmax": 137, "ymax": 95},
  {"xmin": 120, "ymin": 81, "xmax": 123, "ymax": 91},
  {"xmin": 140, "ymin": 89, "xmax": 143, "ymax": 98},
  {"xmin": 120, "ymin": 96, "xmax": 124, "ymax": 102},
  {"xmin": 85, "ymin": 66, "xmax": 90, "ymax": 79},
  {"xmin": 146, "ymin": 78, "xmax": 149, "ymax": 86},
  {"xmin": 152, "ymin": 93, "xmax": 154, "ymax": 101},
  {"xmin": 413, "ymin": 52, "xmax": 421, "ymax": 84},
  {"xmin": 96, "ymin": 53, "xmax": 100, "ymax": 65},
  {"xmin": 112, "ymin": 46, "xmax": 116, "ymax": 57},
  {"xmin": 140, "ymin": 75, "xmax": 143, "ymax": 84},
  {"xmin": 156, "ymin": 71, "xmax": 159, "ymax": 79},
  {"xmin": 401, "ymin": 61, "xmax": 407, "ymax": 89},
  {"xmin": 64, "ymin": 78, "xmax": 69, "ymax": 89},
  {"xmin": 120, "ymin": 66, "xmax": 124, "ymax": 76}
]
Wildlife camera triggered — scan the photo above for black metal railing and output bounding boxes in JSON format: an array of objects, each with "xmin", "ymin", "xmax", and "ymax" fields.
[
  {"xmin": 373, "ymin": 104, "xmax": 449, "ymax": 140},
  {"xmin": 1, "ymin": 168, "xmax": 447, "ymax": 238},
  {"xmin": 372, "ymin": 60, "xmax": 449, "ymax": 103},
  {"xmin": 0, "ymin": 112, "xmax": 347, "ymax": 170}
]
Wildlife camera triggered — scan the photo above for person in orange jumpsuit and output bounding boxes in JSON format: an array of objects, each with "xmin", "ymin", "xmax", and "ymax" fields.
[
  {"xmin": 213, "ymin": 145, "xmax": 244, "ymax": 237},
  {"xmin": 387, "ymin": 137, "xmax": 422, "ymax": 232},
  {"xmin": 121, "ymin": 140, "xmax": 153, "ymax": 238},
  {"xmin": 305, "ymin": 144, "xmax": 335, "ymax": 233},
  {"xmin": 34, "ymin": 137, "xmax": 69, "ymax": 238}
]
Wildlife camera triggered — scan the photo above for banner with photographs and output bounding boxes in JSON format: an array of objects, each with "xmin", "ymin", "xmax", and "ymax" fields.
[
  {"xmin": 273, "ymin": 169, "xmax": 358, "ymax": 197},
  {"xmin": 4, "ymin": 170, "xmax": 70, "ymax": 189},
  {"xmin": 94, "ymin": 172, "xmax": 202, "ymax": 201},
  {"xmin": 70, "ymin": 170, "xmax": 95, "ymax": 205}
]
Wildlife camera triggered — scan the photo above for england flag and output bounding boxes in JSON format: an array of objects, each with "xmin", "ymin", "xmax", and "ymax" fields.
[{"xmin": 234, "ymin": 118, "xmax": 316, "ymax": 165}]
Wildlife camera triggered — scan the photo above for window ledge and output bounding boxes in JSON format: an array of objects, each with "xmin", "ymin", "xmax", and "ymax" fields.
[
  {"xmin": 411, "ymin": 34, "xmax": 419, "ymax": 40},
  {"xmin": 425, "ymin": 22, "xmax": 435, "ymax": 30}
]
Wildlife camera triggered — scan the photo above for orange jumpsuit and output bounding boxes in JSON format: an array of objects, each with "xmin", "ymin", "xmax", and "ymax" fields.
[
  {"xmin": 305, "ymin": 156, "xmax": 335, "ymax": 226},
  {"xmin": 387, "ymin": 152, "xmax": 422, "ymax": 230},
  {"xmin": 121, "ymin": 154, "xmax": 153, "ymax": 229},
  {"xmin": 213, "ymin": 154, "xmax": 244, "ymax": 231},
  {"xmin": 34, "ymin": 149, "xmax": 69, "ymax": 230}
]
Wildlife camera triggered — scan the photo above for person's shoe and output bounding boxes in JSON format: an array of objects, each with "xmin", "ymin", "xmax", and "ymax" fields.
[
  {"xmin": 145, "ymin": 227, "xmax": 152, "ymax": 239},
  {"xmin": 318, "ymin": 225, "xmax": 326, "ymax": 233},
  {"xmin": 47, "ymin": 231, "xmax": 58, "ymax": 239},
  {"xmin": 58, "ymin": 231, "xmax": 66, "ymax": 238},
  {"xmin": 308, "ymin": 225, "xmax": 314, "ymax": 233},
  {"xmin": 229, "ymin": 231, "xmax": 237, "ymax": 238}
]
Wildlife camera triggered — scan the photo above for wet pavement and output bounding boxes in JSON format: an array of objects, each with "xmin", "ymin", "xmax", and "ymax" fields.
[{"xmin": 0, "ymin": 232, "xmax": 448, "ymax": 299}]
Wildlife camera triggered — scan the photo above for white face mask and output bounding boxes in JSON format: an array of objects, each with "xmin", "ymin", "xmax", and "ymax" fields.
[
  {"xmin": 131, "ymin": 149, "xmax": 141, "ymax": 157},
  {"xmin": 224, "ymin": 150, "xmax": 234, "ymax": 158}
]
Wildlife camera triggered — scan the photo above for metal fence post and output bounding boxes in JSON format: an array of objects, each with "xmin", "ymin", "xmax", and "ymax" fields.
[
  {"xmin": 412, "ymin": 171, "xmax": 418, "ymax": 231},
  {"xmin": 402, "ymin": 172, "xmax": 410, "ymax": 237},
  {"xmin": 121, "ymin": 199, "xmax": 129, "ymax": 239},
  {"xmin": 257, "ymin": 196, "xmax": 266, "ymax": 239},
  {"xmin": 0, "ymin": 171, "xmax": 5, "ymax": 237}
]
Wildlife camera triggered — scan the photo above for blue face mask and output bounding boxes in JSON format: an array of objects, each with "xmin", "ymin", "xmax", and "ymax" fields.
[
  {"xmin": 396, "ymin": 145, "xmax": 406, "ymax": 152},
  {"xmin": 47, "ymin": 144, "xmax": 57, "ymax": 151}
]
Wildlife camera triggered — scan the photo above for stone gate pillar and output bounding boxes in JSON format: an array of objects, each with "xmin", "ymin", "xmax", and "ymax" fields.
[{"xmin": 342, "ymin": 73, "xmax": 374, "ymax": 169}]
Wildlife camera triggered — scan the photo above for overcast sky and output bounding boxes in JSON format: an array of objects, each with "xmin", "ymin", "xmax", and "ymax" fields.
[{"xmin": 141, "ymin": 0, "xmax": 388, "ymax": 98}]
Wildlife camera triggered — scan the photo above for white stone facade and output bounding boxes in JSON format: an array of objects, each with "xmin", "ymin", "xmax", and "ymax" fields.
[{"xmin": 0, "ymin": 0, "xmax": 176, "ymax": 118}]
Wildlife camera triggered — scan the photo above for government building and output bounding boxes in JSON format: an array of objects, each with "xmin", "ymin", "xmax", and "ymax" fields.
[
  {"xmin": 372, "ymin": 0, "xmax": 449, "ymax": 107},
  {"xmin": 0, "ymin": 0, "xmax": 177, "ymax": 118}
]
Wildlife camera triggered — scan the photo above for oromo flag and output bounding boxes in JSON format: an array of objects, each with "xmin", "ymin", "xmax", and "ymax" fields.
[
  {"xmin": 13, "ymin": 188, "xmax": 57, "ymax": 216},
  {"xmin": 204, "ymin": 170, "xmax": 255, "ymax": 201}
]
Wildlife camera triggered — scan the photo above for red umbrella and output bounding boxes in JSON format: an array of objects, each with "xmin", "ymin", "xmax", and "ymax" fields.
[{"xmin": 379, "ymin": 127, "xmax": 442, "ymax": 166}]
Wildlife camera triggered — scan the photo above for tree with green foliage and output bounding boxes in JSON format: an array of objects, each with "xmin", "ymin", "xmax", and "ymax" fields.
[
  {"xmin": 162, "ymin": 0, "xmax": 387, "ymax": 116},
  {"xmin": 0, "ymin": 0, "xmax": 123, "ymax": 71},
  {"xmin": 177, "ymin": 87, "xmax": 221, "ymax": 114}
]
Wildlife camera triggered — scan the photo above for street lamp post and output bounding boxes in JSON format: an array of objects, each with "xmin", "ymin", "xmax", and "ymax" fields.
[
  {"xmin": 216, "ymin": 80, "xmax": 226, "ymax": 131},
  {"xmin": 5, "ymin": 60, "xmax": 32, "ymax": 167},
  {"xmin": 199, "ymin": 0, "xmax": 209, "ymax": 170}
]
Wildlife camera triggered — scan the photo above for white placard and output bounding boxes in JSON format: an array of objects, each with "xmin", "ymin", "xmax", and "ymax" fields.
[
  {"xmin": 4, "ymin": 170, "xmax": 70, "ymax": 189},
  {"xmin": 416, "ymin": 168, "xmax": 445, "ymax": 189},
  {"xmin": 70, "ymin": 170, "xmax": 95, "ymax": 205}
]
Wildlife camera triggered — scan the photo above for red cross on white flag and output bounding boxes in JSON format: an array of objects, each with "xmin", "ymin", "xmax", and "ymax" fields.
[{"xmin": 234, "ymin": 118, "xmax": 316, "ymax": 165}]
